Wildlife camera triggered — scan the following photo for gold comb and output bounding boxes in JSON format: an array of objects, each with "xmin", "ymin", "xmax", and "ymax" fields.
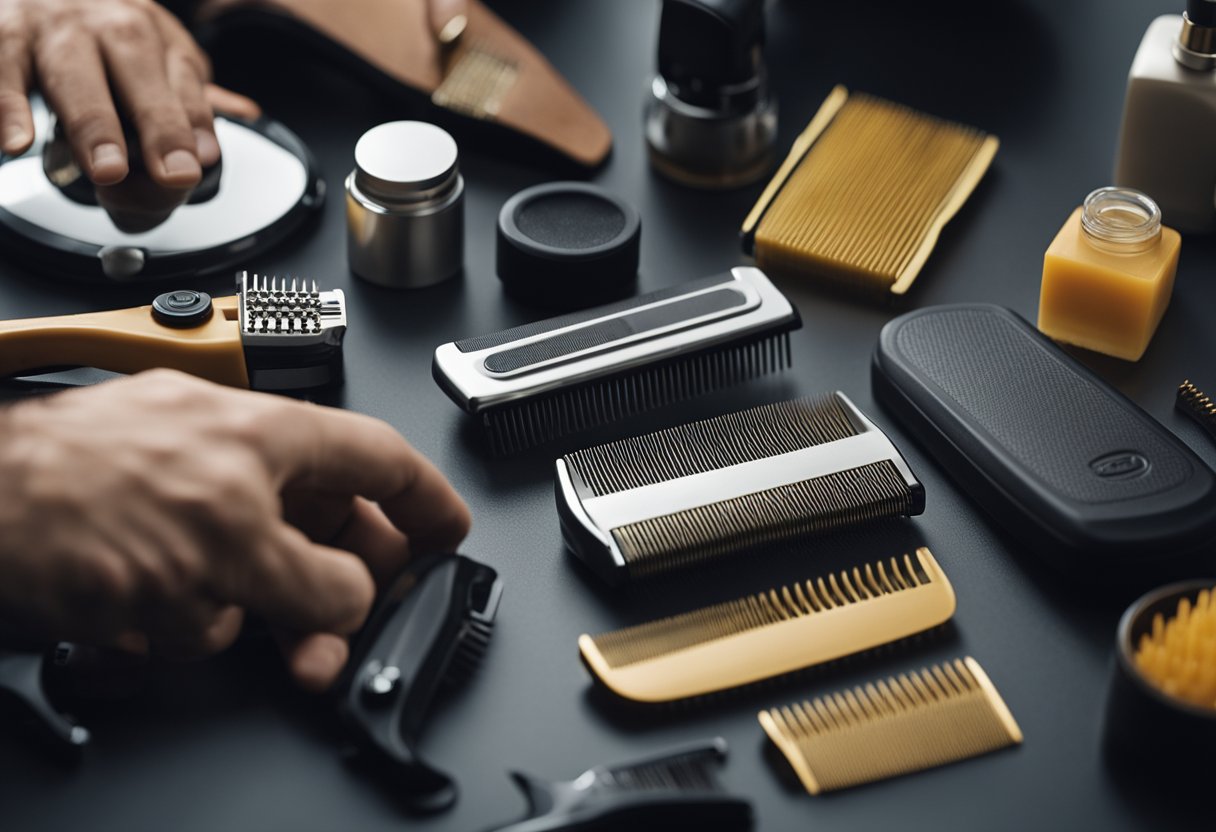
[
  {"xmin": 741, "ymin": 85, "xmax": 998, "ymax": 299},
  {"xmin": 759, "ymin": 656, "xmax": 1022, "ymax": 794},
  {"xmin": 1177, "ymin": 379, "xmax": 1216, "ymax": 443},
  {"xmin": 579, "ymin": 548, "xmax": 955, "ymax": 703}
]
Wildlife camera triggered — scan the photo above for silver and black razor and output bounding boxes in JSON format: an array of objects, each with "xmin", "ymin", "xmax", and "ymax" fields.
[
  {"xmin": 432, "ymin": 266, "xmax": 800, "ymax": 454},
  {"xmin": 0, "ymin": 270, "xmax": 347, "ymax": 391},
  {"xmin": 555, "ymin": 392, "xmax": 925, "ymax": 586}
]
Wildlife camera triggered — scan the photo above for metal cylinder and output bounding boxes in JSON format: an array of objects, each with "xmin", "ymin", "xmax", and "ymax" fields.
[{"xmin": 346, "ymin": 121, "xmax": 464, "ymax": 288}]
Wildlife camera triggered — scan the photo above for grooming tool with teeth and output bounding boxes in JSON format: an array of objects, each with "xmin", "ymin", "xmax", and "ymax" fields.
[
  {"xmin": 1177, "ymin": 379, "xmax": 1216, "ymax": 442},
  {"xmin": 556, "ymin": 392, "xmax": 924, "ymax": 586},
  {"xmin": 336, "ymin": 554, "xmax": 502, "ymax": 815},
  {"xmin": 0, "ymin": 270, "xmax": 346, "ymax": 390},
  {"xmin": 580, "ymin": 548, "xmax": 954, "ymax": 703},
  {"xmin": 759, "ymin": 656, "xmax": 1022, "ymax": 794},
  {"xmin": 432, "ymin": 266, "xmax": 800, "ymax": 454},
  {"xmin": 482, "ymin": 738, "xmax": 753, "ymax": 832}
]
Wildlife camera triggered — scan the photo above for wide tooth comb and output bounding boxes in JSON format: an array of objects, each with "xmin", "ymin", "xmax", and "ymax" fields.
[
  {"xmin": 556, "ymin": 392, "xmax": 924, "ymax": 586},
  {"xmin": 432, "ymin": 266, "xmax": 800, "ymax": 454},
  {"xmin": 759, "ymin": 656, "xmax": 1022, "ymax": 794},
  {"xmin": 580, "ymin": 547, "xmax": 954, "ymax": 703},
  {"xmin": 1177, "ymin": 379, "xmax": 1216, "ymax": 442}
]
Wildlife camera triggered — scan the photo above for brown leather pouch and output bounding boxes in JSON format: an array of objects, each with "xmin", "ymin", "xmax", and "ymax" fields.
[{"xmin": 195, "ymin": 0, "xmax": 612, "ymax": 170}]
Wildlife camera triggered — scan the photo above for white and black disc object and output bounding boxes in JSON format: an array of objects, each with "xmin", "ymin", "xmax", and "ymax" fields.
[{"xmin": 496, "ymin": 181, "xmax": 641, "ymax": 311}]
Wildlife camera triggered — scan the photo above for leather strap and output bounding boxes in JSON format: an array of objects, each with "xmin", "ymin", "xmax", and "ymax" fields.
[{"xmin": 196, "ymin": 0, "xmax": 612, "ymax": 169}]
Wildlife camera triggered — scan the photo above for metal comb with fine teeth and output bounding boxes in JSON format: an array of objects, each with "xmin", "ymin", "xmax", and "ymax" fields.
[
  {"xmin": 236, "ymin": 271, "xmax": 347, "ymax": 390},
  {"xmin": 555, "ymin": 392, "xmax": 924, "ymax": 586},
  {"xmin": 1177, "ymin": 379, "xmax": 1216, "ymax": 442},
  {"xmin": 579, "ymin": 547, "xmax": 955, "ymax": 703},
  {"xmin": 759, "ymin": 657, "xmax": 1022, "ymax": 794}
]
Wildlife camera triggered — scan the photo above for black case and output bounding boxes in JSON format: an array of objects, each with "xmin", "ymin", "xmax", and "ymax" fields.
[{"xmin": 872, "ymin": 304, "xmax": 1216, "ymax": 578}]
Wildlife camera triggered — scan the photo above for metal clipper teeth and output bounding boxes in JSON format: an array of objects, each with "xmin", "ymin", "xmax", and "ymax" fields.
[
  {"xmin": 432, "ymin": 266, "xmax": 801, "ymax": 454},
  {"xmin": 555, "ymin": 392, "xmax": 925, "ymax": 586},
  {"xmin": 236, "ymin": 270, "xmax": 348, "ymax": 391},
  {"xmin": 1177, "ymin": 379, "xmax": 1216, "ymax": 441}
]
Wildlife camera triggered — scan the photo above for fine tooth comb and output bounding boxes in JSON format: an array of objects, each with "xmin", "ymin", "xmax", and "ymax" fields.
[
  {"xmin": 759, "ymin": 656, "xmax": 1022, "ymax": 795},
  {"xmin": 556, "ymin": 392, "xmax": 924, "ymax": 586},
  {"xmin": 483, "ymin": 738, "xmax": 753, "ymax": 832},
  {"xmin": 1177, "ymin": 379, "xmax": 1216, "ymax": 442},
  {"xmin": 336, "ymin": 554, "xmax": 502, "ymax": 814},
  {"xmin": 0, "ymin": 271, "xmax": 346, "ymax": 391},
  {"xmin": 579, "ymin": 547, "xmax": 954, "ymax": 703},
  {"xmin": 741, "ymin": 85, "xmax": 998, "ymax": 300},
  {"xmin": 432, "ymin": 266, "xmax": 800, "ymax": 454}
]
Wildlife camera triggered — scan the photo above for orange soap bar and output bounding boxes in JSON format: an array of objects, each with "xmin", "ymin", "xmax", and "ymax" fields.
[{"xmin": 1038, "ymin": 204, "xmax": 1180, "ymax": 362}]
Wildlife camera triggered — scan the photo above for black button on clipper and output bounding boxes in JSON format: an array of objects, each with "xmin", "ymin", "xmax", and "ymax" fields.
[{"xmin": 151, "ymin": 290, "xmax": 213, "ymax": 328}]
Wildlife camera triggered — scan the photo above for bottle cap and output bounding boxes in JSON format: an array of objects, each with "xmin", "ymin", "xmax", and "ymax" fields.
[{"xmin": 496, "ymin": 182, "xmax": 640, "ymax": 311}]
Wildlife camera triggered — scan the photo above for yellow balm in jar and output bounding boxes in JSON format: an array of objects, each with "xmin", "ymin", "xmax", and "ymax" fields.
[{"xmin": 1038, "ymin": 187, "xmax": 1180, "ymax": 361}]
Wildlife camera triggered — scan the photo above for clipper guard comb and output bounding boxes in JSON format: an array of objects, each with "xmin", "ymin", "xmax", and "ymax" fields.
[
  {"xmin": 760, "ymin": 656, "xmax": 1022, "ymax": 794},
  {"xmin": 433, "ymin": 267, "xmax": 800, "ymax": 454},
  {"xmin": 579, "ymin": 548, "xmax": 954, "ymax": 703},
  {"xmin": 483, "ymin": 738, "xmax": 753, "ymax": 832},
  {"xmin": 336, "ymin": 554, "xmax": 502, "ymax": 814},
  {"xmin": 556, "ymin": 392, "xmax": 924, "ymax": 586}
]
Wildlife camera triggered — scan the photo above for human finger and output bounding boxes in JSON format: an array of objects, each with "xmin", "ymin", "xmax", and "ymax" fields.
[
  {"xmin": 283, "ymin": 491, "xmax": 412, "ymax": 586},
  {"xmin": 148, "ymin": 605, "xmax": 244, "ymax": 659},
  {"xmin": 204, "ymin": 84, "xmax": 261, "ymax": 120},
  {"xmin": 217, "ymin": 522, "xmax": 376, "ymax": 636},
  {"xmin": 34, "ymin": 30, "xmax": 127, "ymax": 184},
  {"xmin": 98, "ymin": 12, "xmax": 200, "ymax": 187},
  {"xmin": 259, "ymin": 407, "xmax": 471, "ymax": 556},
  {"xmin": 165, "ymin": 51, "xmax": 218, "ymax": 166},
  {"xmin": 0, "ymin": 24, "xmax": 33, "ymax": 154},
  {"xmin": 274, "ymin": 629, "xmax": 349, "ymax": 692}
]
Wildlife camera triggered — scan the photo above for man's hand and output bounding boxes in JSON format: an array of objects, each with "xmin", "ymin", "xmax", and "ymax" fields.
[
  {"xmin": 0, "ymin": 0, "xmax": 260, "ymax": 187},
  {"xmin": 0, "ymin": 370, "xmax": 472, "ymax": 691}
]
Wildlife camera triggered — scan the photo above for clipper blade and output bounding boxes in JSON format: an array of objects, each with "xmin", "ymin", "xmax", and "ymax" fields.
[
  {"xmin": 742, "ymin": 85, "xmax": 998, "ymax": 299},
  {"xmin": 759, "ymin": 656, "xmax": 1022, "ymax": 794},
  {"xmin": 432, "ymin": 267, "xmax": 800, "ymax": 454},
  {"xmin": 556, "ymin": 392, "xmax": 924, "ymax": 586},
  {"xmin": 580, "ymin": 547, "xmax": 954, "ymax": 703},
  {"xmin": 237, "ymin": 270, "xmax": 347, "ymax": 390},
  {"xmin": 1177, "ymin": 379, "xmax": 1216, "ymax": 442}
]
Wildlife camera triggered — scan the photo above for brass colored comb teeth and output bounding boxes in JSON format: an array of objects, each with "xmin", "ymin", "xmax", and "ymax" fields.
[
  {"xmin": 580, "ymin": 548, "xmax": 955, "ymax": 703},
  {"xmin": 433, "ymin": 43, "xmax": 519, "ymax": 119},
  {"xmin": 556, "ymin": 391, "xmax": 924, "ymax": 586},
  {"xmin": 759, "ymin": 656, "xmax": 1022, "ymax": 795},
  {"xmin": 1177, "ymin": 379, "xmax": 1216, "ymax": 441},
  {"xmin": 742, "ymin": 85, "xmax": 998, "ymax": 299}
]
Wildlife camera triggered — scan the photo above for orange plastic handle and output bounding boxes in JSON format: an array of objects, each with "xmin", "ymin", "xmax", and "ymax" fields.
[{"xmin": 0, "ymin": 295, "xmax": 250, "ymax": 388}]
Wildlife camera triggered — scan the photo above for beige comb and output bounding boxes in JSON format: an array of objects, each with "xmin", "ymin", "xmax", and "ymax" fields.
[
  {"xmin": 579, "ymin": 547, "xmax": 955, "ymax": 703},
  {"xmin": 759, "ymin": 656, "xmax": 1022, "ymax": 794},
  {"xmin": 741, "ymin": 85, "xmax": 998, "ymax": 299}
]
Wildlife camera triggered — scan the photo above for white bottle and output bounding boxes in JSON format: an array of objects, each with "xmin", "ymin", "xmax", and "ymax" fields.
[{"xmin": 1114, "ymin": 2, "xmax": 1216, "ymax": 234}]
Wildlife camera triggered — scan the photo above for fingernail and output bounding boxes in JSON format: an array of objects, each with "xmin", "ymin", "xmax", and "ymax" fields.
[
  {"xmin": 162, "ymin": 148, "xmax": 202, "ymax": 181},
  {"xmin": 2, "ymin": 124, "xmax": 30, "ymax": 152},
  {"xmin": 92, "ymin": 142, "xmax": 125, "ymax": 173},
  {"xmin": 194, "ymin": 128, "xmax": 220, "ymax": 167}
]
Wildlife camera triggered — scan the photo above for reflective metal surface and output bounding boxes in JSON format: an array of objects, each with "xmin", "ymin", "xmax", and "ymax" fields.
[{"xmin": 0, "ymin": 97, "xmax": 323, "ymax": 282}]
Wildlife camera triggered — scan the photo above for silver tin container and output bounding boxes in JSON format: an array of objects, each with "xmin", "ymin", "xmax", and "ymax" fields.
[{"xmin": 346, "ymin": 121, "xmax": 464, "ymax": 288}]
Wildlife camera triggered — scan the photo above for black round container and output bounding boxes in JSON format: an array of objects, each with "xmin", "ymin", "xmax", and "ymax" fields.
[
  {"xmin": 1103, "ymin": 580, "xmax": 1216, "ymax": 768},
  {"xmin": 496, "ymin": 182, "xmax": 640, "ymax": 311}
]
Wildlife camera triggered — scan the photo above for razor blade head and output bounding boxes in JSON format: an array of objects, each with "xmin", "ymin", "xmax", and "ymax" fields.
[
  {"xmin": 432, "ymin": 266, "xmax": 800, "ymax": 454},
  {"xmin": 237, "ymin": 270, "xmax": 347, "ymax": 390},
  {"xmin": 556, "ymin": 392, "xmax": 925, "ymax": 586}
]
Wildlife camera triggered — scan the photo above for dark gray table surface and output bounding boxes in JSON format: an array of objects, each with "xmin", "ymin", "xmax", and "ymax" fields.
[{"xmin": 2, "ymin": 1, "xmax": 1213, "ymax": 829}]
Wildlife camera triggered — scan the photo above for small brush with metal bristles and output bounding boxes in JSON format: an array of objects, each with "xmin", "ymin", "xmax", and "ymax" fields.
[
  {"xmin": 432, "ymin": 266, "xmax": 801, "ymax": 454},
  {"xmin": 482, "ymin": 738, "xmax": 752, "ymax": 832},
  {"xmin": 580, "ymin": 547, "xmax": 955, "ymax": 703},
  {"xmin": 759, "ymin": 656, "xmax": 1022, "ymax": 794},
  {"xmin": 555, "ymin": 391, "xmax": 924, "ymax": 586},
  {"xmin": 1177, "ymin": 379, "xmax": 1216, "ymax": 442}
]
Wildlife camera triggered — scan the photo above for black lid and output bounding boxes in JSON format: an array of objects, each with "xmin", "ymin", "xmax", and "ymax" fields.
[{"xmin": 496, "ymin": 182, "xmax": 641, "ymax": 311}]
